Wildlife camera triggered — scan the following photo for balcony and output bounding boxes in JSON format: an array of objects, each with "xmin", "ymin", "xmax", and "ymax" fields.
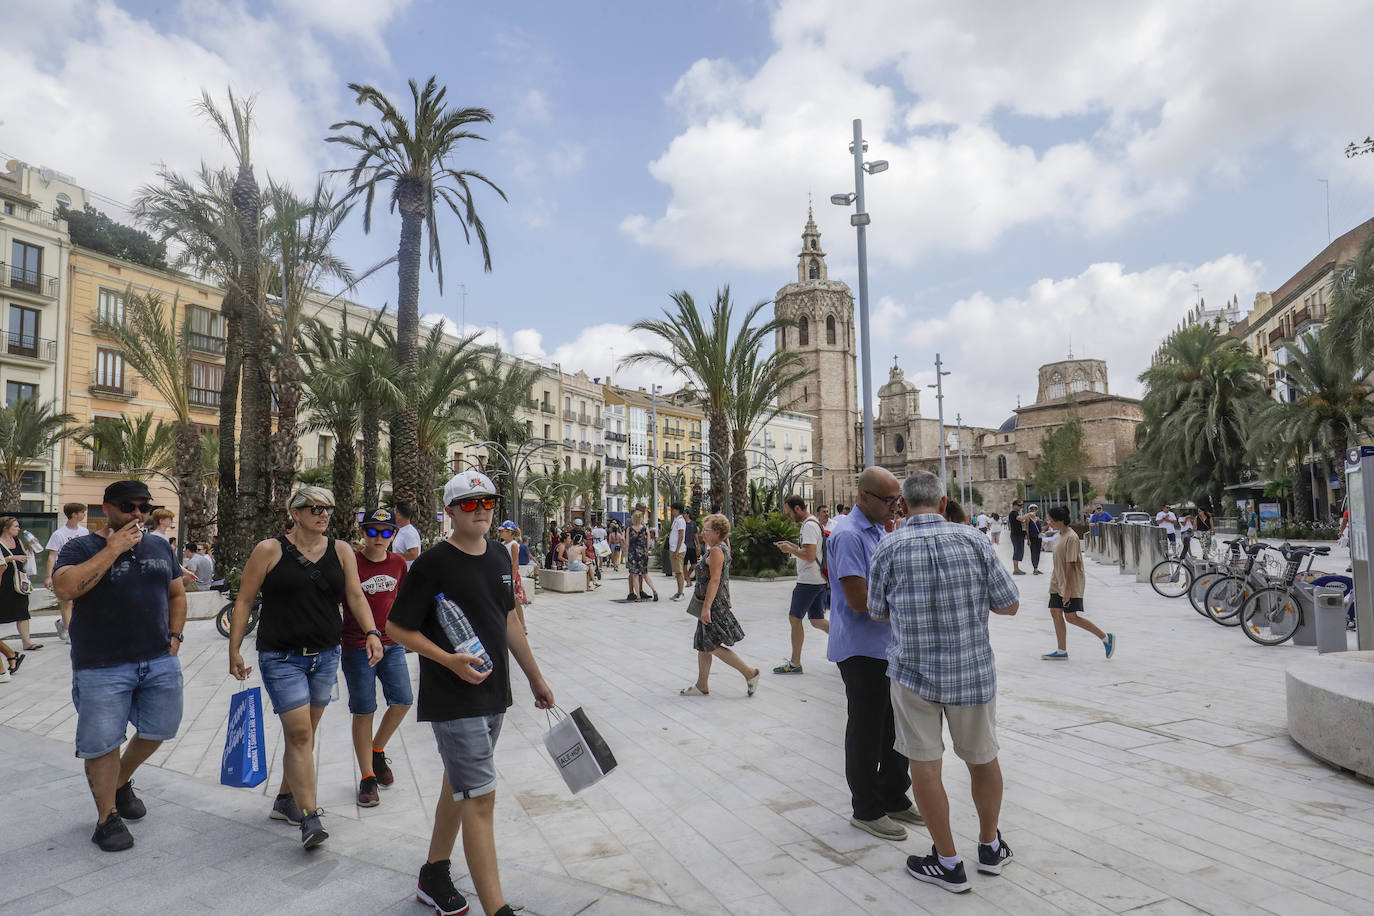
[
  {"xmin": 592, "ymin": 416, "xmax": 604, "ymax": 428},
  {"xmin": 1269, "ymin": 325, "xmax": 1291, "ymax": 346},
  {"xmin": 5, "ymin": 332, "xmax": 56, "ymax": 362},
  {"xmin": 1, "ymin": 262, "xmax": 59, "ymax": 299},
  {"xmin": 189, "ymin": 331, "xmax": 227, "ymax": 355},
  {"xmin": 74, "ymin": 453, "xmax": 124, "ymax": 475},
  {"xmin": 89, "ymin": 370, "xmax": 137, "ymax": 400},
  {"xmin": 577, "ymin": 440, "xmax": 592, "ymax": 453},
  {"xmin": 690, "ymin": 429, "xmax": 701, "ymax": 440},
  {"xmin": 563, "ymin": 408, "xmax": 577, "ymax": 421},
  {"xmin": 562, "ymin": 437, "xmax": 576, "ymax": 449},
  {"xmin": 526, "ymin": 398, "xmax": 539, "ymax": 411},
  {"xmin": 91, "ymin": 315, "xmax": 127, "ymax": 339},
  {"xmin": 1293, "ymin": 306, "xmax": 1317, "ymax": 332},
  {"xmin": 1, "ymin": 204, "xmax": 63, "ymax": 231},
  {"xmin": 189, "ymin": 385, "xmax": 221, "ymax": 409},
  {"xmin": 577, "ymin": 413, "xmax": 590, "ymax": 425},
  {"xmin": 540, "ymin": 402, "xmax": 556, "ymax": 415},
  {"xmin": 605, "ymin": 457, "xmax": 626, "ymax": 469},
  {"xmin": 606, "ymin": 430, "xmax": 627, "ymax": 443}
]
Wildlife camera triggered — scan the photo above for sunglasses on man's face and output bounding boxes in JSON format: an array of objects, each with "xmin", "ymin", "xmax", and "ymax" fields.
[
  {"xmin": 363, "ymin": 527, "xmax": 396, "ymax": 538},
  {"xmin": 299, "ymin": 504, "xmax": 334, "ymax": 516},
  {"xmin": 450, "ymin": 496, "xmax": 497, "ymax": 512},
  {"xmin": 119, "ymin": 501, "xmax": 153, "ymax": 514}
]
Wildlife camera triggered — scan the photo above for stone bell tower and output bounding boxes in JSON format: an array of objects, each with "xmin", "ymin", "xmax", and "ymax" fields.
[{"xmin": 774, "ymin": 209, "xmax": 859, "ymax": 503}]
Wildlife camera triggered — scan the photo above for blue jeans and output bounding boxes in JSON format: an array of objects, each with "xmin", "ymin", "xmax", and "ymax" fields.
[
  {"xmin": 341, "ymin": 644, "xmax": 413, "ymax": 715},
  {"xmin": 71, "ymin": 654, "xmax": 184, "ymax": 759},
  {"xmin": 258, "ymin": 646, "xmax": 340, "ymax": 715}
]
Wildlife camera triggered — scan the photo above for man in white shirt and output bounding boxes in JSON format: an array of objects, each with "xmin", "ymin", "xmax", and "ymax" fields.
[
  {"xmin": 1154, "ymin": 504, "xmax": 1179, "ymax": 551},
  {"xmin": 45, "ymin": 502, "xmax": 90, "ymax": 643},
  {"xmin": 773, "ymin": 495, "xmax": 830, "ymax": 674},
  {"xmin": 392, "ymin": 501, "xmax": 422, "ymax": 569},
  {"xmin": 668, "ymin": 503, "xmax": 687, "ymax": 600},
  {"xmin": 976, "ymin": 512, "xmax": 990, "ymax": 535}
]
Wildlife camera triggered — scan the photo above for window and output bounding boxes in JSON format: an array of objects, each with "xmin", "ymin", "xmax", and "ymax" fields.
[
  {"xmin": 8, "ymin": 304, "xmax": 39, "ymax": 356},
  {"xmin": 189, "ymin": 307, "xmax": 226, "ymax": 353},
  {"xmin": 781, "ymin": 326, "xmax": 787, "ymax": 348},
  {"xmin": 317, "ymin": 435, "xmax": 333, "ymax": 465},
  {"xmin": 798, "ymin": 316, "xmax": 809, "ymax": 346},
  {"xmin": 803, "ymin": 385, "xmax": 808, "ymax": 403},
  {"xmin": 19, "ymin": 470, "xmax": 45, "ymax": 492},
  {"xmin": 808, "ymin": 258, "xmax": 820, "ymax": 279},
  {"xmin": 998, "ymin": 455, "xmax": 1008, "ymax": 479},
  {"xmin": 1048, "ymin": 372, "xmax": 1065, "ymax": 400},
  {"xmin": 895, "ymin": 434, "xmax": 905, "ymax": 453},
  {"xmin": 189, "ymin": 360, "xmax": 223, "ymax": 407},
  {"xmin": 95, "ymin": 349, "xmax": 125, "ymax": 390},
  {"xmin": 5, "ymin": 381, "xmax": 36, "ymax": 405},
  {"xmin": 1069, "ymin": 371, "xmax": 1088, "ymax": 394},
  {"xmin": 544, "ymin": 424, "xmax": 551, "ymax": 439},
  {"xmin": 826, "ymin": 314, "xmax": 836, "ymax": 345},
  {"xmin": 97, "ymin": 288, "xmax": 125, "ymax": 325},
  {"xmin": 10, "ymin": 241, "xmax": 41, "ymax": 291}
]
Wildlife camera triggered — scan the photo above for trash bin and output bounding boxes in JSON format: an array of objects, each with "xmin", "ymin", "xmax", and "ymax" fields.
[{"xmin": 1313, "ymin": 588, "xmax": 1348, "ymax": 654}]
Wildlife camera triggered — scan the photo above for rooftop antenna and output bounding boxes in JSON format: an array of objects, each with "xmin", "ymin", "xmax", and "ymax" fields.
[{"xmin": 1067, "ymin": 334, "xmax": 1073, "ymax": 360}]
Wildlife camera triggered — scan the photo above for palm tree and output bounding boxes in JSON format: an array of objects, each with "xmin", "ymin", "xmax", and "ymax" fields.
[
  {"xmin": 1324, "ymin": 227, "xmax": 1374, "ymax": 368},
  {"xmin": 625, "ymin": 469, "xmax": 652, "ymax": 508},
  {"xmin": 331, "ymin": 313, "xmax": 401, "ymax": 516},
  {"xmin": 327, "ymin": 77, "xmax": 508, "ymax": 532},
  {"xmin": 102, "ymin": 290, "xmax": 213, "ymax": 542},
  {"xmin": 625, "ymin": 287, "xmax": 794, "ymax": 515},
  {"xmin": 724, "ymin": 344, "xmax": 808, "ymax": 520},
  {"xmin": 77, "ymin": 413, "xmax": 176, "ymax": 477},
  {"xmin": 469, "ymin": 356, "xmax": 546, "ymax": 519},
  {"xmin": 301, "ymin": 319, "xmax": 364, "ymax": 539},
  {"xmin": 0, "ymin": 398, "xmax": 75, "ymax": 511}
]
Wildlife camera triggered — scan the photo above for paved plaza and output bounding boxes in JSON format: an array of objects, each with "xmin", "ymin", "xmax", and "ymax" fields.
[{"xmin": 4, "ymin": 538, "xmax": 1374, "ymax": 915}]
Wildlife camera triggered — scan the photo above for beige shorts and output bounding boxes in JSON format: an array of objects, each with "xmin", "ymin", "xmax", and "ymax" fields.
[
  {"xmin": 891, "ymin": 681, "xmax": 999, "ymax": 765},
  {"xmin": 670, "ymin": 552, "xmax": 685, "ymax": 575}
]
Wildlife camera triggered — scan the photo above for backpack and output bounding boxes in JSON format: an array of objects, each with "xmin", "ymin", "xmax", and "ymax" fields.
[{"xmin": 803, "ymin": 516, "xmax": 827, "ymax": 575}]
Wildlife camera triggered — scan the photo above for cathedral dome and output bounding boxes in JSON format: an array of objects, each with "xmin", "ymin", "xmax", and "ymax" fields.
[{"xmin": 997, "ymin": 414, "xmax": 1018, "ymax": 433}]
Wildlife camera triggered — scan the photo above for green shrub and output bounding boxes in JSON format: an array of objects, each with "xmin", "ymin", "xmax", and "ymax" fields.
[
  {"xmin": 758, "ymin": 569, "xmax": 778, "ymax": 580},
  {"xmin": 730, "ymin": 512, "xmax": 799, "ymax": 577}
]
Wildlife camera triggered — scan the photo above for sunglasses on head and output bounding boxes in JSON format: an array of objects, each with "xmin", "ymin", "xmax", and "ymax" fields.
[
  {"xmin": 119, "ymin": 501, "xmax": 153, "ymax": 514},
  {"xmin": 297, "ymin": 504, "xmax": 333, "ymax": 516},
  {"xmin": 363, "ymin": 527, "xmax": 395, "ymax": 538},
  {"xmin": 450, "ymin": 496, "xmax": 497, "ymax": 511}
]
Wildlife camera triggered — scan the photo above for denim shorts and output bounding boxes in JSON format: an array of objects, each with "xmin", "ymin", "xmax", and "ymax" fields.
[
  {"xmin": 432, "ymin": 714, "xmax": 504, "ymax": 798},
  {"xmin": 341, "ymin": 644, "xmax": 413, "ymax": 716},
  {"xmin": 258, "ymin": 646, "xmax": 340, "ymax": 715},
  {"xmin": 789, "ymin": 582, "xmax": 828, "ymax": 619},
  {"xmin": 71, "ymin": 654, "xmax": 184, "ymax": 759}
]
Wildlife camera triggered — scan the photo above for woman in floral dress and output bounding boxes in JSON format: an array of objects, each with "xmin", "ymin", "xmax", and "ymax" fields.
[
  {"xmin": 680, "ymin": 514, "xmax": 760, "ymax": 697},
  {"xmin": 625, "ymin": 510, "xmax": 659, "ymax": 602}
]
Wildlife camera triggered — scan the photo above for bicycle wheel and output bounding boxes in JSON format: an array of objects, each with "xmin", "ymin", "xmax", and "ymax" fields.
[
  {"xmin": 1189, "ymin": 571, "xmax": 1221, "ymax": 617},
  {"xmin": 216, "ymin": 601, "xmax": 234, "ymax": 638},
  {"xmin": 1202, "ymin": 576, "xmax": 1247, "ymax": 627},
  {"xmin": 1240, "ymin": 587, "xmax": 1301, "ymax": 646},
  {"xmin": 1149, "ymin": 559, "xmax": 1191, "ymax": 598}
]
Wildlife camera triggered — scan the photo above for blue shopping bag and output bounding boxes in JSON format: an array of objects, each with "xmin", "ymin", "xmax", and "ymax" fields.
[{"xmin": 220, "ymin": 685, "xmax": 268, "ymax": 788}]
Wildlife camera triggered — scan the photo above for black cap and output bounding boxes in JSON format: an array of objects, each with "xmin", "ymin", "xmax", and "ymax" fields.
[
  {"xmin": 103, "ymin": 480, "xmax": 152, "ymax": 504},
  {"xmin": 363, "ymin": 508, "xmax": 398, "ymax": 531}
]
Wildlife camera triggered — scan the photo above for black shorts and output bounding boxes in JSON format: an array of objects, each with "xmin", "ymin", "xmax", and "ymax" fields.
[{"xmin": 1049, "ymin": 594, "xmax": 1084, "ymax": 613}]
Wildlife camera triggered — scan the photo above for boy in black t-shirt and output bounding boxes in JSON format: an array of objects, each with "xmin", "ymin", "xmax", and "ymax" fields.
[{"xmin": 388, "ymin": 471, "xmax": 555, "ymax": 916}]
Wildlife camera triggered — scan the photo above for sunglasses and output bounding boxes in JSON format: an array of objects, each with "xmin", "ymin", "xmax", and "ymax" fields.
[
  {"xmin": 363, "ymin": 527, "xmax": 396, "ymax": 538},
  {"xmin": 449, "ymin": 496, "xmax": 498, "ymax": 511},
  {"xmin": 296, "ymin": 504, "xmax": 334, "ymax": 516},
  {"xmin": 119, "ymin": 501, "xmax": 154, "ymax": 514}
]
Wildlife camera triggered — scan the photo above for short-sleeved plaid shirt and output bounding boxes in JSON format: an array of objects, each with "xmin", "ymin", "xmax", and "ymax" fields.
[{"xmin": 868, "ymin": 513, "xmax": 1020, "ymax": 706}]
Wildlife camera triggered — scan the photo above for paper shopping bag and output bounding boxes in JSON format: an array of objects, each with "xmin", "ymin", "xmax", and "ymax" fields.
[
  {"xmin": 543, "ymin": 706, "xmax": 617, "ymax": 794},
  {"xmin": 220, "ymin": 685, "xmax": 268, "ymax": 788}
]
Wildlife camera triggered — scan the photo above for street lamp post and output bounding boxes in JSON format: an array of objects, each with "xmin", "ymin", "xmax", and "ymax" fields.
[
  {"xmin": 927, "ymin": 353, "xmax": 951, "ymax": 495},
  {"xmin": 830, "ymin": 118, "xmax": 888, "ymax": 468}
]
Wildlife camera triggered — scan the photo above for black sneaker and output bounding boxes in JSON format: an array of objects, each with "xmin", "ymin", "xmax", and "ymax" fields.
[
  {"xmin": 372, "ymin": 749, "xmax": 394, "ymax": 787},
  {"xmin": 92, "ymin": 812, "xmax": 134, "ymax": 852},
  {"xmin": 906, "ymin": 847, "xmax": 971, "ymax": 893},
  {"xmin": 977, "ymin": 831, "xmax": 1013, "ymax": 875},
  {"xmin": 417, "ymin": 859, "xmax": 470, "ymax": 916},
  {"xmin": 114, "ymin": 779, "xmax": 146, "ymax": 820},
  {"xmin": 270, "ymin": 793, "xmax": 302, "ymax": 826},
  {"xmin": 300, "ymin": 808, "xmax": 329, "ymax": 849}
]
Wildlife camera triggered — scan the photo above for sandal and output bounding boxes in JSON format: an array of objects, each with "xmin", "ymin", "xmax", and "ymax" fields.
[
  {"xmin": 23, "ymin": 642, "xmax": 42, "ymax": 650},
  {"xmin": 9, "ymin": 653, "xmax": 24, "ymax": 674},
  {"xmin": 679, "ymin": 685, "xmax": 707, "ymax": 696},
  {"xmin": 746, "ymin": 670, "xmax": 760, "ymax": 697}
]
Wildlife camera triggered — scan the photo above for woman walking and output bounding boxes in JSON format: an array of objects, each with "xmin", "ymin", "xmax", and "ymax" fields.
[
  {"xmin": 680, "ymin": 514, "xmax": 760, "ymax": 698},
  {"xmin": 989, "ymin": 512, "xmax": 1002, "ymax": 545},
  {"xmin": 498, "ymin": 521, "xmax": 530, "ymax": 632},
  {"xmin": 228, "ymin": 486, "xmax": 384, "ymax": 850},
  {"xmin": 1195, "ymin": 507, "xmax": 1214, "ymax": 557},
  {"xmin": 1024, "ymin": 505, "xmax": 1044, "ymax": 575},
  {"xmin": 1177, "ymin": 511, "xmax": 1195, "ymax": 558},
  {"xmin": 625, "ymin": 510, "xmax": 659, "ymax": 602},
  {"xmin": 607, "ymin": 522, "xmax": 623, "ymax": 571},
  {"xmin": 0, "ymin": 516, "xmax": 40, "ymax": 650}
]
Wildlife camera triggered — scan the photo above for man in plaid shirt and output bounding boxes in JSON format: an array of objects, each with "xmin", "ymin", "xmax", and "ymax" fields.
[{"xmin": 868, "ymin": 470, "xmax": 1020, "ymax": 894}]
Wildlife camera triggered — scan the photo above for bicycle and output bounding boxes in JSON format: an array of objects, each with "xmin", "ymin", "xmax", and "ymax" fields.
[
  {"xmin": 215, "ymin": 591, "xmax": 261, "ymax": 639},
  {"xmin": 1201, "ymin": 542, "xmax": 1281, "ymax": 627},
  {"xmin": 1149, "ymin": 553, "xmax": 1193, "ymax": 598},
  {"xmin": 1238, "ymin": 544, "xmax": 1333, "ymax": 645},
  {"xmin": 1186, "ymin": 539, "xmax": 1245, "ymax": 617}
]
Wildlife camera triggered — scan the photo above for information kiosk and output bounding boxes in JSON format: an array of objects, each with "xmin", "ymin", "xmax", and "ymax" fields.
[{"xmin": 1344, "ymin": 446, "xmax": 1374, "ymax": 649}]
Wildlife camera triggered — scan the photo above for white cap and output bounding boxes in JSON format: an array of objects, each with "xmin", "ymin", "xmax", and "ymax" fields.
[{"xmin": 444, "ymin": 470, "xmax": 497, "ymax": 506}]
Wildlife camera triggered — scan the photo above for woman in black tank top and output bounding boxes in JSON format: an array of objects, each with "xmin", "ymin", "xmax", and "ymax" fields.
[{"xmin": 226, "ymin": 486, "xmax": 383, "ymax": 849}]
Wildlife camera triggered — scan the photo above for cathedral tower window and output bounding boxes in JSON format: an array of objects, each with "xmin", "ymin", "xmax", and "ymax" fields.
[
  {"xmin": 799, "ymin": 316, "xmax": 809, "ymax": 346},
  {"xmin": 998, "ymin": 455, "xmax": 1008, "ymax": 479},
  {"xmin": 808, "ymin": 258, "xmax": 820, "ymax": 279},
  {"xmin": 1070, "ymin": 371, "xmax": 1088, "ymax": 394},
  {"xmin": 1049, "ymin": 372, "xmax": 1065, "ymax": 400},
  {"xmin": 826, "ymin": 314, "xmax": 836, "ymax": 345},
  {"xmin": 803, "ymin": 385, "xmax": 808, "ymax": 403}
]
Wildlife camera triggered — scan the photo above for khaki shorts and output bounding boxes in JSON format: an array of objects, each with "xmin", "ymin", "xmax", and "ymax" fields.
[
  {"xmin": 670, "ymin": 552, "xmax": 685, "ymax": 575},
  {"xmin": 891, "ymin": 681, "xmax": 999, "ymax": 765}
]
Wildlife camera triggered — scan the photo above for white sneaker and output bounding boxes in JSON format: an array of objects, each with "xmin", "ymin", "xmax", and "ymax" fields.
[
  {"xmin": 0, "ymin": 669, "xmax": 11, "ymax": 683},
  {"xmin": 56, "ymin": 618, "xmax": 69, "ymax": 643}
]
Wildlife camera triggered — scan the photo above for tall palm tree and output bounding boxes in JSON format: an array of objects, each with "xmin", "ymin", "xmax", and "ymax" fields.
[
  {"xmin": 77, "ymin": 412, "xmax": 176, "ymax": 477},
  {"xmin": 625, "ymin": 287, "xmax": 793, "ymax": 515},
  {"xmin": 327, "ymin": 77, "xmax": 508, "ymax": 533},
  {"xmin": 103, "ymin": 290, "xmax": 213, "ymax": 542},
  {"xmin": 724, "ymin": 345, "xmax": 808, "ymax": 519},
  {"xmin": 0, "ymin": 398, "xmax": 74, "ymax": 511},
  {"xmin": 301, "ymin": 319, "xmax": 364, "ymax": 538},
  {"xmin": 1324, "ymin": 227, "xmax": 1374, "ymax": 368},
  {"xmin": 331, "ymin": 313, "xmax": 401, "ymax": 516}
]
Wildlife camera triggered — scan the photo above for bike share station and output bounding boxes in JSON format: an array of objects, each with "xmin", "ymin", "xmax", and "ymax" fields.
[{"xmin": 1285, "ymin": 445, "xmax": 1374, "ymax": 780}]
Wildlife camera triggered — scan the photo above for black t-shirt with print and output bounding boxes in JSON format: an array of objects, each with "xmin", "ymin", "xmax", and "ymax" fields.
[{"xmin": 388, "ymin": 538, "xmax": 514, "ymax": 722}]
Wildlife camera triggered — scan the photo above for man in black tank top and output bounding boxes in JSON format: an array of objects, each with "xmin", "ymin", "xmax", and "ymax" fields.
[{"xmin": 1008, "ymin": 500, "xmax": 1027, "ymax": 575}]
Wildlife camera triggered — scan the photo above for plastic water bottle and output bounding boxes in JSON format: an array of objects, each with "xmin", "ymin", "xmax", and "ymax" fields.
[{"xmin": 435, "ymin": 592, "xmax": 493, "ymax": 674}]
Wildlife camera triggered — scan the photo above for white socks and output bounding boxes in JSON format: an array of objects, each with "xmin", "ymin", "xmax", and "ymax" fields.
[{"xmin": 938, "ymin": 852, "xmax": 961, "ymax": 869}]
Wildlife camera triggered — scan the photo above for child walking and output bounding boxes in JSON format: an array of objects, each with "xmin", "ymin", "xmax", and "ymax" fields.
[{"xmin": 1041, "ymin": 506, "xmax": 1116, "ymax": 661}]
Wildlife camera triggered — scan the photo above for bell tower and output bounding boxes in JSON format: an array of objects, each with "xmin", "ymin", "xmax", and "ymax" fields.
[{"xmin": 774, "ymin": 209, "xmax": 859, "ymax": 503}]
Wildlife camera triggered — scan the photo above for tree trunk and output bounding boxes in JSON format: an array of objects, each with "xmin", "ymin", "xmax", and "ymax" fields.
[
  {"xmin": 707, "ymin": 407, "xmax": 730, "ymax": 513},
  {"xmin": 391, "ymin": 185, "xmax": 425, "ymax": 537},
  {"xmin": 1293, "ymin": 453, "xmax": 1313, "ymax": 526},
  {"xmin": 360, "ymin": 401, "xmax": 380, "ymax": 515},
  {"xmin": 330, "ymin": 428, "xmax": 358, "ymax": 540},
  {"xmin": 270, "ymin": 354, "xmax": 302, "ymax": 522},
  {"xmin": 232, "ymin": 161, "xmax": 271, "ymax": 549},
  {"xmin": 729, "ymin": 447, "xmax": 748, "ymax": 522},
  {"xmin": 0, "ymin": 476, "xmax": 19, "ymax": 513},
  {"xmin": 216, "ymin": 283, "xmax": 245, "ymax": 576},
  {"xmin": 417, "ymin": 448, "xmax": 440, "ymax": 537},
  {"xmin": 175, "ymin": 420, "xmax": 209, "ymax": 544}
]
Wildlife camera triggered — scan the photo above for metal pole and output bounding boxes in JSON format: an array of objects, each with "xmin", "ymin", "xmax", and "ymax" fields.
[
  {"xmin": 932, "ymin": 354, "xmax": 948, "ymax": 496},
  {"xmin": 852, "ymin": 119, "xmax": 875, "ymax": 467},
  {"xmin": 650, "ymin": 386, "xmax": 659, "ymax": 527},
  {"xmin": 955, "ymin": 414, "xmax": 964, "ymax": 508}
]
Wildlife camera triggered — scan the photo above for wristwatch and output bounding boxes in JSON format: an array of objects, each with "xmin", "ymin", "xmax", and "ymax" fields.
[
  {"xmin": 365, "ymin": 629, "xmax": 383, "ymax": 640},
  {"xmin": 169, "ymin": 631, "xmax": 184, "ymax": 642}
]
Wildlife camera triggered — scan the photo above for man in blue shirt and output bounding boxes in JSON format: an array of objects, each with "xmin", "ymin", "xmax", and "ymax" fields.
[
  {"xmin": 827, "ymin": 467, "xmax": 922, "ymax": 842},
  {"xmin": 869, "ymin": 470, "xmax": 1020, "ymax": 894},
  {"xmin": 1088, "ymin": 505, "xmax": 1114, "ymax": 538}
]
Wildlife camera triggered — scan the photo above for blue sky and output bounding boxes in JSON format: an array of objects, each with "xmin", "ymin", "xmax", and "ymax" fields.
[{"xmin": 7, "ymin": 0, "xmax": 1374, "ymax": 426}]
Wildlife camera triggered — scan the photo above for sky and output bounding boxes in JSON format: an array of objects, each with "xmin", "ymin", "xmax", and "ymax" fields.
[{"xmin": 6, "ymin": 0, "xmax": 1374, "ymax": 427}]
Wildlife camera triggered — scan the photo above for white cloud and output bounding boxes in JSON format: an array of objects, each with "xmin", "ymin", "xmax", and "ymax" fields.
[
  {"xmin": 876, "ymin": 254, "xmax": 1264, "ymax": 428},
  {"xmin": 517, "ymin": 89, "xmax": 551, "ymax": 124},
  {"xmin": 276, "ymin": 0, "xmax": 411, "ymax": 60},
  {"xmin": 627, "ymin": 0, "xmax": 1374, "ymax": 270}
]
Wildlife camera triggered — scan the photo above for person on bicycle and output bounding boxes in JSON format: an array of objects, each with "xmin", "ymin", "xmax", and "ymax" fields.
[{"xmin": 1041, "ymin": 506, "xmax": 1116, "ymax": 661}]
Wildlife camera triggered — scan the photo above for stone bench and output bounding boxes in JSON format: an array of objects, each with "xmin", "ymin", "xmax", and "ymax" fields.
[
  {"xmin": 1286, "ymin": 650, "xmax": 1374, "ymax": 779},
  {"xmin": 187, "ymin": 590, "xmax": 226, "ymax": 620},
  {"xmin": 540, "ymin": 569, "xmax": 588, "ymax": 593}
]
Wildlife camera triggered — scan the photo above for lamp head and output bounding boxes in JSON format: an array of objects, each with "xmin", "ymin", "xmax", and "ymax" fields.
[
  {"xmin": 864, "ymin": 160, "xmax": 889, "ymax": 174},
  {"xmin": 830, "ymin": 192, "xmax": 856, "ymax": 206}
]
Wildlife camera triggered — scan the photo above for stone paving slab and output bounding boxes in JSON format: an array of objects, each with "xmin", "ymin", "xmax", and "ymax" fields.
[{"xmin": 2, "ymin": 538, "xmax": 1372, "ymax": 914}]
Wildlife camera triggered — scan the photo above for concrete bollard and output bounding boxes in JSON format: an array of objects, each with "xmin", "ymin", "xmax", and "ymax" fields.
[{"xmin": 1313, "ymin": 589, "xmax": 1349, "ymax": 653}]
